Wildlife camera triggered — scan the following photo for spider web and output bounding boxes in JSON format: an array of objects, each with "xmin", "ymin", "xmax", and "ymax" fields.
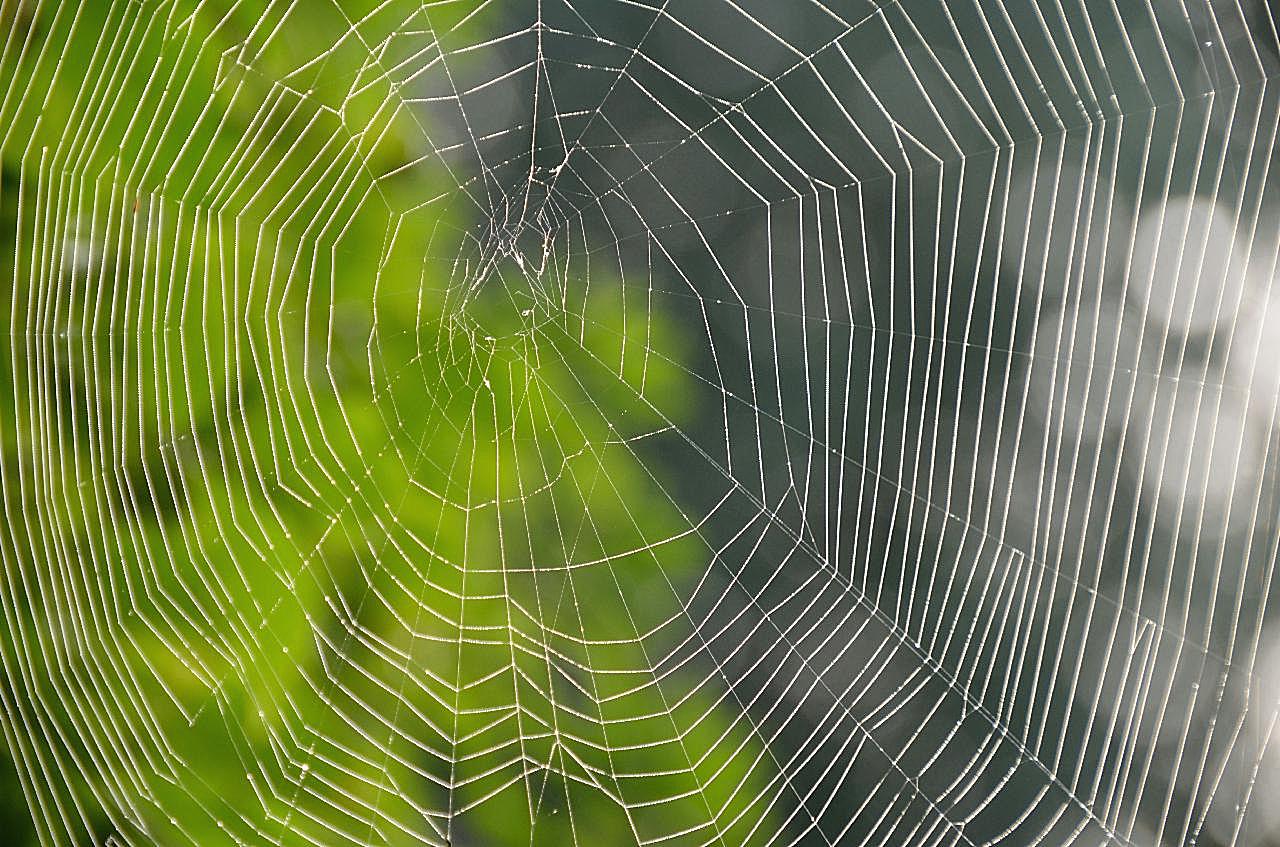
[{"xmin": 1, "ymin": 0, "xmax": 1279, "ymax": 845}]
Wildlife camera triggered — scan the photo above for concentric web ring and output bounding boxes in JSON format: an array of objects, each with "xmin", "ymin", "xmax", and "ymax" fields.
[{"xmin": 2, "ymin": 1, "xmax": 1280, "ymax": 845}]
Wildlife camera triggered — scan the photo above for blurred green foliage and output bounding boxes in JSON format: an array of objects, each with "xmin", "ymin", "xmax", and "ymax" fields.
[{"xmin": 0, "ymin": 1, "xmax": 776, "ymax": 845}]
